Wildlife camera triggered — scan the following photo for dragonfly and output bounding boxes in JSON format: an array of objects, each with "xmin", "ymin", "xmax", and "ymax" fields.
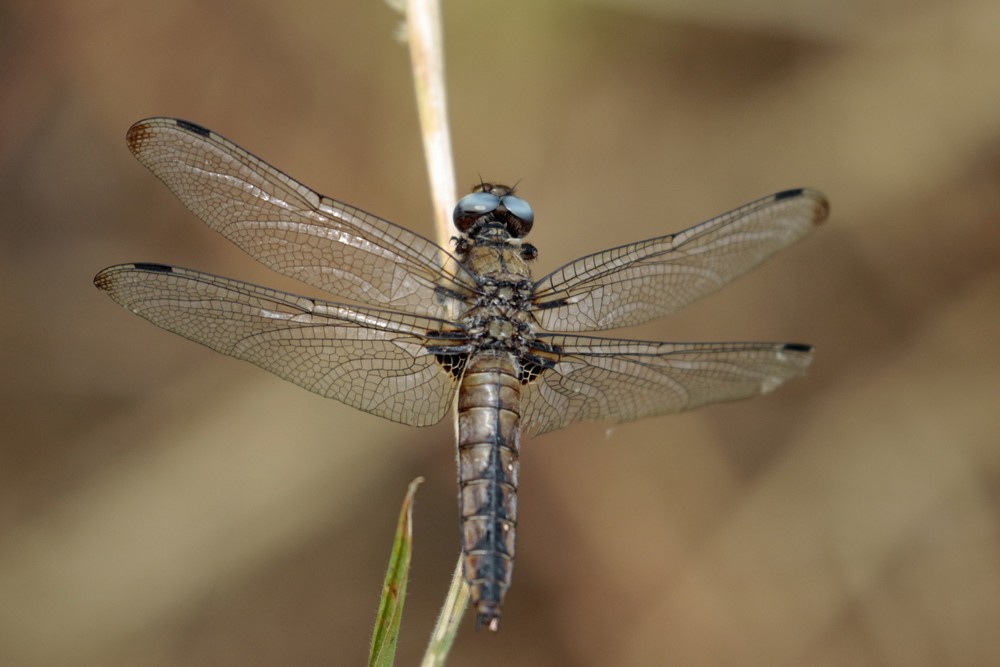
[{"xmin": 95, "ymin": 117, "xmax": 828, "ymax": 631}]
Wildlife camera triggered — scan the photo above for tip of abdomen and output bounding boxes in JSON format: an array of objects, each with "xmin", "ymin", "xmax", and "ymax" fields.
[{"xmin": 475, "ymin": 609, "xmax": 502, "ymax": 632}]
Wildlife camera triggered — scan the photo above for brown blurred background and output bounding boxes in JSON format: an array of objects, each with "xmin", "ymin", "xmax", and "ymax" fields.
[{"xmin": 2, "ymin": 1, "xmax": 999, "ymax": 665}]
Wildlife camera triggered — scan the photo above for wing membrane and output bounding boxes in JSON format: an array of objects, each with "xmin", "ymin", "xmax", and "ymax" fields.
[
  {"xmin": 94, "ymin": 263, "xmax": 459, "ymax": 426},
  {"xmin": 522, "ymin": 335, "xmax": 812, "ymax": 434},
  {"xmin": 531, "ymin": 189, "xmax": 828, "ymax": 332},
  {"xmin": 126, "ymin": 117, "xmax": 476, "ymax": 317}
]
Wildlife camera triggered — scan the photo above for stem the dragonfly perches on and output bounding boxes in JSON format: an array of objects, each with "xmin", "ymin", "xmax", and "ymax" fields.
[{"xmin": 400, "ymin": 0, "xmax": 474, "ymax": 659}]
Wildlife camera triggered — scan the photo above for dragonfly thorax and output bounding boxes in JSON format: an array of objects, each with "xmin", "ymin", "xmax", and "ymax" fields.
[
  {"xmin": 486, "ymin": 317, "xmax": 516, "ymax": 341},
  {"xmin": 461, "ymin": 305, "xmax": 535, "ymax": 353}
]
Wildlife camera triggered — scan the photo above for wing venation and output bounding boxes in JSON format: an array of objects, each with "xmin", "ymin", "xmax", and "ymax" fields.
[
  {"xmin": 521, "ymin": 335, "xmax": 813, "ymax": 434},
  {"xmin": 126, "ymin": 117, "xmax": 477, "ymax": 317},
  {"xmin": 95, "ymin": 263, "xmax": 459, "ymax": 426},
  {"xmin": 531, "ymin": 189, "xmax": 828, "ymax": 331}
]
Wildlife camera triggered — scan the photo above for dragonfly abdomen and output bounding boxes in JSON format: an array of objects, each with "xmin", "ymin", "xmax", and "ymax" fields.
[{"xmin": 457, "ymin": 350, "xmax": 522, "ymax": 632}]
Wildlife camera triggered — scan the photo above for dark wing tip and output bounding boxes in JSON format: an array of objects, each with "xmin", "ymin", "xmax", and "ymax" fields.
[
  {"xmin": 174, "ymin": 118, "xmax": 212, "ymax": 137},
  {"xmin": 774, "ymin": 188, "xmax": 805, "ymax": 200},
  {"xmin": 125, "ymin": 120, "xmax": 154, "ymax": 154},
  {"xmin": 774, "ymin": 188, "xmax": 830, "ymax": 226},
  {"xmin": 94, "ymin": 262, "xmax": 174, "ymax": 290},
  {"xmin": 126, "ymin": 117, "xmax": 212, "ymax": 155},
  {"xmin": 131, "ymin": 262, "xmax": 174, "ymax": 273},
  {"xmin": 782, "ymin": 342, "xmax": 813, "ymax": 353}
]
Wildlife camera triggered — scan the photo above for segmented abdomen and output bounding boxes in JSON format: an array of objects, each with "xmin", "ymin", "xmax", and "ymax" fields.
[{"xmin": 457, "ymin": 350, "xmax": 521, "ymax": 631}]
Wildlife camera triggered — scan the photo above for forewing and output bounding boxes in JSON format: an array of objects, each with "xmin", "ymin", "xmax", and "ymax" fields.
[
  {"xmin": 531, "ymin": 189, "xmax": 828, "ymax": 331},
  {"xmin": 125, "ymin": 117, "xmax": 476, "ymax": 317},
  {"xmin": 94, "ymin": 263, "xmax": 459, "ymax": 426},
  {"xmin": 522, "ymin": 335, "xmax": 813, "ymax": 435}
]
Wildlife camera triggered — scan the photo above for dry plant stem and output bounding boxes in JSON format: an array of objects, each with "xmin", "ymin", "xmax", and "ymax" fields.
[
  {"xmin": 404, "ymin": 0, "xmax": 471, "ymax": 651},
  {"xmin": 405, "ymin": 0, "xmax": 456, "ymax": 247}
]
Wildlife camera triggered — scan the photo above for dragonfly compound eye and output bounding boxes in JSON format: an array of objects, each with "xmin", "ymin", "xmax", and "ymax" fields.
[
  {"xmin": 500, "ymin": 195, "xmax": 534, "ymax": 237},
  {"xmin": 453, "ymin": 192, "xmax": 500, "ymax": 231}
]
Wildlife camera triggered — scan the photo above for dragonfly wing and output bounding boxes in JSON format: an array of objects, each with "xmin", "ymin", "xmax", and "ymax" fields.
[
  {"xmin": 522, "ymin": 335, "xmax": 813, "ymax": 435},
  {"xmin": 531, "ymin": 189, "xmax": 828, "ymax": 332},
  {"xmin": 126, "ymin": 117, "xmax": 476, "ymax": 317},
  {"xmin": 94, "ymin": 263, "xmax": 460, "ymax": 426}
]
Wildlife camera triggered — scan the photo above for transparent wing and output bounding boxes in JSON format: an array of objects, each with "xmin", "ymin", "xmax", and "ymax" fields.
[
  {"xmin": 94, "ymin": 263, "xmax": 460, "ymax": 426},
  {"xmin": 522, "ymin": 335, "xmax": 812, "ymax": 435},
  {"xmin": 126, "ymin": 117, "xmax": 477, "ymax": 317},
  {"xmin": 531, "ymin": 189, "xmax": 828, "ymax": 332}
]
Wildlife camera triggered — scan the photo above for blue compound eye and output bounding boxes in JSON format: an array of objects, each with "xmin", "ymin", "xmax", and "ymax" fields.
[
  {"xmin": 453, "ymin": 192, "xmax": 500, "ymax": 231},
  {"xmin": 500, "ymin": 195, "xmax": 534, "ymax": 237},
  {"xmin": 501, "ymin": 195, "xmax": 533, "ymax": 224}
]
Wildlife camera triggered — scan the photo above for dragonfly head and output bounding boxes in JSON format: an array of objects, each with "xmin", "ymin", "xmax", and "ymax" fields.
[{"xmin": 453, "ymin": 182, "xmax": 534, "ymax": 239}]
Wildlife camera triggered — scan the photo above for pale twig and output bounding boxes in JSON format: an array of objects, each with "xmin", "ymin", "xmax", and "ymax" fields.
[
  {"xmin": 395, "ymin": 0, "xmax": 471, "ymax": 659},
  {"xmin": 403, "ymin": 0, "xmax": 456, "ymax": 248}
]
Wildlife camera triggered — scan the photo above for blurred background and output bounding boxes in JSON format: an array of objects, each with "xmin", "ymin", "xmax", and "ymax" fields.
[{"xmin": 2, "ymin": 1, "xmax": 999, "ymax": 665}]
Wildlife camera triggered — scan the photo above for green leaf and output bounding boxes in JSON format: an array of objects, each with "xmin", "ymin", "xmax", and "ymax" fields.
[{"xmin": 369, "ymin": 477, "xmax": 423, "ymax": 667}]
